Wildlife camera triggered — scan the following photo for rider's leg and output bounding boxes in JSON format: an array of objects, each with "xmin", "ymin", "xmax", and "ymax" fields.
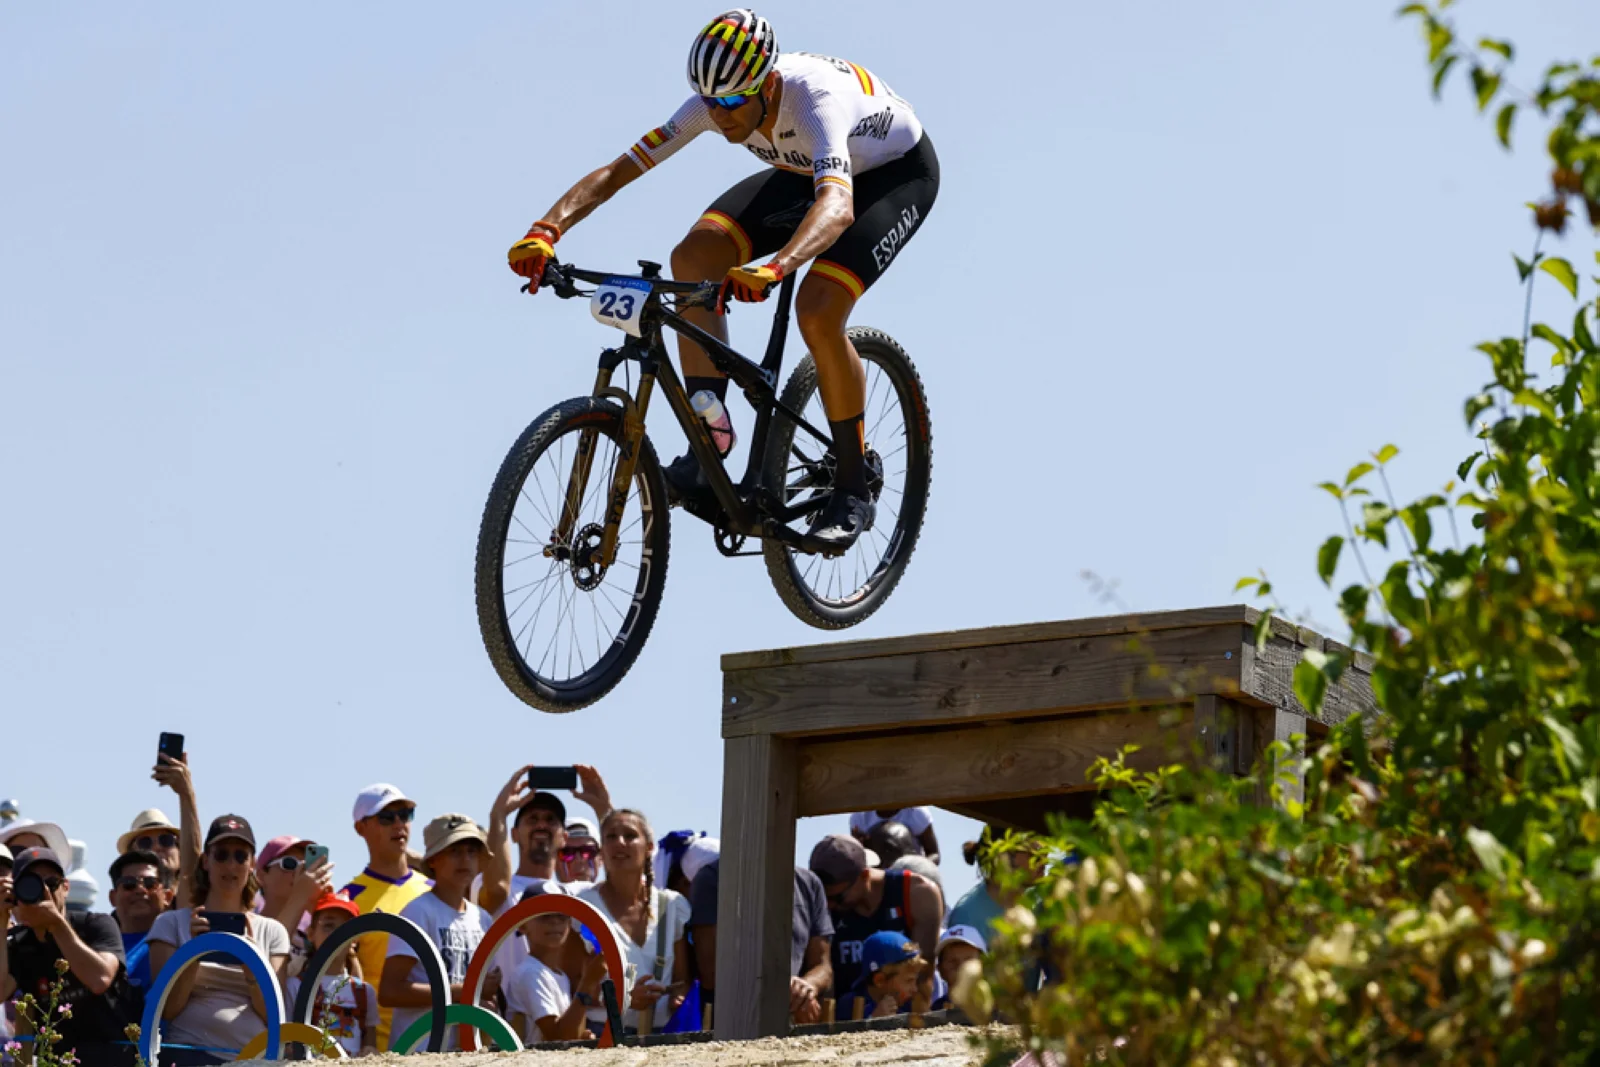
[
  {"xmin": 795, "ymin": 275, "xmax": 870, "ymax": 499},
  {"xmin": 669, "ymin": 224, "xmax": 742, "ymax": 400}
]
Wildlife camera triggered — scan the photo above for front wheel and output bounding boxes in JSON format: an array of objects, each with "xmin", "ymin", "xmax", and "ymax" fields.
[
  {"xmin": 762, "ymin": 327, "xmax": 933, "ymax": 629},
  {"xmin": 475, "ymin": 397, "xmax": 670, "ymax": 712}
]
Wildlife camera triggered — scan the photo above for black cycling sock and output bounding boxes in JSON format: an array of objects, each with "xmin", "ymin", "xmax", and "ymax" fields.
[
  {"xmin": 829, "ymin": 413, "xmax": 869, "ymax": 497},
  {"xmin": 684, "ymin": 375, "xmax": 729, "ymax": 405}
]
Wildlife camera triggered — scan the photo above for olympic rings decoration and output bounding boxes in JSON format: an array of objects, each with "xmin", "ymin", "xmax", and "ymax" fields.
[
  {"xmin": 290, "ymin": 912, "xmax": 449, "ymax": 1055},
  {"xmin": 235, "ymin": 1023, "xmax": 346, "ymax": 1061},
  {"xmin": 457, "ymin": 895, "xmax": 626, "ymax": 1051},
  {"xmin": 388, "ymin": 1004, "xmax": 522, "ymax": 1055},
  {"xmin": 140, "ymin": 932, "xmax": 284, "ymax": 1065}
]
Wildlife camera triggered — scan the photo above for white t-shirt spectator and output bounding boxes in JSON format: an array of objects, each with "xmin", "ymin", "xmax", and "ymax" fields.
[
  {"xmin": 284, "ymin": 973, "xmax": 377, "ymax": 1056},
  {"xmin": 504, "ymin": 955, "xmax": 571, "ymax": 1042},
  {"xmin": 385, "ymin": 893, "xmax": 492, "ymax": 1050},
  {"xmin": 576, "ymin": 885, "xmax": 690, "ymax": 1031},
  {"xmin": 146, "ymin": 909, "xmax": 291, "ymax": 1053},
  {"xmin": 849, "ymin": 807, "xmax": 934, "ymax": 836}
]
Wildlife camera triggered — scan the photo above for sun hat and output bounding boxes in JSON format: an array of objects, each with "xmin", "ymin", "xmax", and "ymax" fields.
[
  {"xmin": 421, "ymin": 814, "xmax": 488, "ymax": 861},
  {"xmin": 117, "ymin": 809, "xmax": 180, "ymax": 855},
  {"xmin": 0, "ymin": 820, "xmax": 72, "ymax": 864}
]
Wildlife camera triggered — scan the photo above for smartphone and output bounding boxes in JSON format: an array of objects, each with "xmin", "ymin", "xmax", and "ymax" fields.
[
  {"xmin": 207, "ymin": 912, "xmax": 247, "ymax": 937},
  {"xmin": 527, "ymin": 766, "xmax": 578, "ymax": 791},
  {"xmin": 158, "ymin": 732, "xmax": 185, "ymax": 763},
  {"xmin": 304, "ymin": 843, "xmax": 329, "ymax": 870}
]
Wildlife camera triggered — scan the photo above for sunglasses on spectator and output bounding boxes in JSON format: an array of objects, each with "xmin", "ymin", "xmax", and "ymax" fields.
[
  {"xmin": 702, "ymin": 89, "xmax": 759, "ymax": 110},
  {"xmin": 372, "ymin": 807, "xmax": 416, "ymax": 826},
  {"xmin": 136, "ymin": 833, "xmax": 179, "ymax": 851},
  {"xmin": 117, "ymin": 875, "xmax": 164, "ymax": 892},
  {"xmin": 559, "ymin": 846, "xmax": 599, "ymax": 860},
  {"xmin": 209, "ymin": 846, "xmax": 251, "ymax": 865},
  {"xmin": 265, "ymin": 855, "xmax": 304, "ymax": 872}
]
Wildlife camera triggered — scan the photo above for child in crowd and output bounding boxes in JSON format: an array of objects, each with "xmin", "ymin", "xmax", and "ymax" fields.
[
  {"xmin": 838, "ymin": 931, "xmax": 925, "ymax": 1020},
  {"xmin": 505, "ymin": 886, "xmax": 608, "ymax": 1042},
  {"xmin": 380, "ymin": 814, "xmax": 500, "ymax": 1051},
  {"xmin": 285, "ymin": 892, "xmax": 378, "ymax": 1057},
  {"xmin": 930, "ymin": 924, "xmax": 987, "ymax": 1011}
]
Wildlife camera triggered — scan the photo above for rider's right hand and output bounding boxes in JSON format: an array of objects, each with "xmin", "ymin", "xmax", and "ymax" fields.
[{"xmin": 508, "ymin": 223, "xmax": 561, "ymax": 293}]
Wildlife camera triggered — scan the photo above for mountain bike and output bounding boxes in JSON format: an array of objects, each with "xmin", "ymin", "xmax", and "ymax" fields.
[{"xmin": 475, "ymin": 258, "xmax": 933, "ymax": 712}]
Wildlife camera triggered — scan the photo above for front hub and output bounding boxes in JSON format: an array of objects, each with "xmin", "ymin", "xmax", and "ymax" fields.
[{"xmin": 570, "ymin": 523, "xmax": 608, "ymax": 590}]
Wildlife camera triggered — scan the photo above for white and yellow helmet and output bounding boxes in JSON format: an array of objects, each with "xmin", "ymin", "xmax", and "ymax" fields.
[{"xmin": 688, "ymin": 9, "xmax": 778, "ymax": 97}]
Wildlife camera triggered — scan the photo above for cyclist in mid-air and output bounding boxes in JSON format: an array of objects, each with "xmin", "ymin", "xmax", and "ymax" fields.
[{"xmin": 507, "ymin": 9, "xmax": 938, "ymax": 551}]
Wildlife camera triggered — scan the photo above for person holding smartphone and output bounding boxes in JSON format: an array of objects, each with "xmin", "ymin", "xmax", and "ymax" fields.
[{"xmin": 146, "ymin": 816, "xmax": 290, "ymax": 1064}]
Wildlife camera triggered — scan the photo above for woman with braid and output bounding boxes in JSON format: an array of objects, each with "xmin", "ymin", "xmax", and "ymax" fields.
[{"xmin": 577, "ymin": 810, "xmax": 691, "ymax": 1033}]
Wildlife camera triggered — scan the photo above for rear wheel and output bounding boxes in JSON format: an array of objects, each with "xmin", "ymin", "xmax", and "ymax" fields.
[
  {"xmin": 475, "ymin": 397, "xmax": 670, "ymax": 712},
  {"xmin": 762, "ymin": 327, "xmax": 932, "ymax": 629}
]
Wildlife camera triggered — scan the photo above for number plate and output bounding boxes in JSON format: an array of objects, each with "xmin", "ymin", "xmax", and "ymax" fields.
[{"xmin": 590, "ymin": 276, "xmax": 651, "ymax": 338}]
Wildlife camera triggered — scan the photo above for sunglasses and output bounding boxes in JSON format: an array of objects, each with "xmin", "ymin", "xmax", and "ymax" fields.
[
  {"xmin": 135, "ymin": 833, "xmax": 179, "ymax": 851},
  {"xmin": 558, "ymin": 846, "xmax": 599, "ymax": 860},
  {"xmin": 702, "ymin": 90, "xmax": 759, "ymax": 111},
  {"xmin": 265, "ymin": 855, "xmax": 302, "ymax": 872},
  {"xmin": 209, "ymin": 845, "xmax": 252, "ymax": 865},
  {"xmin": 372, "ymin": 807, "xmax": 416, "ymax": 826},
  {"xmin": 117, "ymin": 875, "xmax": 164, "ymax": 892}
]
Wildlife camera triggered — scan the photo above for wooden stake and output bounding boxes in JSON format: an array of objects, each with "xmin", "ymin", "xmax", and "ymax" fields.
[
  {"xmin": 822, "ymin": 998, "xmax": 836, "ymax": 1023},
  {"xmin": 703, "ymin": 1003, "xmax": 713, "ymax": 1031},
  {"xmin": 851, "ymin": 997, "xmax": 865, "ymax": 1021}
]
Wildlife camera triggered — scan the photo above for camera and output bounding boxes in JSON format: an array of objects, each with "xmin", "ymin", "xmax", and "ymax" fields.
[{"xmin": 13, "ymin": 872, "xmax": 47, "ymax": 906}]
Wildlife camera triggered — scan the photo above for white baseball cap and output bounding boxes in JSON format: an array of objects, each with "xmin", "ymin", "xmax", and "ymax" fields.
[
  {"xmin": 564, "ymin": 818, "xmax": 599, "ymax": 844},
  {"xmin": 937, "ymin": 924, "xmax": 988, "ymax": 957},
  {"xmin": 352, "ymin": 783, "xmax": 413, "ymax": 825}
]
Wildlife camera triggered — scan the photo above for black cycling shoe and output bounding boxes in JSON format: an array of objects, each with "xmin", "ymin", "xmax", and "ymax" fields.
[
  {"xmin": 663, "ymin": 452, "xmax": 714, "ymax": 509},
  {"xmin": 809, "ymin": 490, "xmax": 876, "ymax": 552}
]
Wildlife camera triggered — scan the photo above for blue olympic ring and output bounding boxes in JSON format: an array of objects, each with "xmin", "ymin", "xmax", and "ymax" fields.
[{"xmin": 141, "ymin": 932, "xmax": 283, "ymax": 1064}]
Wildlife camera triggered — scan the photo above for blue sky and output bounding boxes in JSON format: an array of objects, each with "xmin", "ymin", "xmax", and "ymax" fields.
[{"xmin": 2, "ymin": 1, "xmax": 1594, "ymax": 910}]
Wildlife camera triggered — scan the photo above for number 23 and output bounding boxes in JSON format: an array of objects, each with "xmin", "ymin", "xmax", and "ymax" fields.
[{"xmin": 598, "ymin": 292, "xmax": 635, "ymax": 320}]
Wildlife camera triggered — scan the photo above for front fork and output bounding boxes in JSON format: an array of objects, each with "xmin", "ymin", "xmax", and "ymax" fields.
[{"xmin": 551, "ymin": 360, "xmax": 655, "ymax": 568}]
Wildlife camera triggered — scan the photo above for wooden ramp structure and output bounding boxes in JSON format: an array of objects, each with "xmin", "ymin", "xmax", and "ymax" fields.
[{"xmin": 711, "ymin": 605, "xmax": 1375, "ymax": 1040}]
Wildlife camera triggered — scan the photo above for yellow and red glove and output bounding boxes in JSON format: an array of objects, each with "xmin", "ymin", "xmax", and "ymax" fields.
[
  {"xmin": 508, "ymin": 222, "xmax": 561, "ymax": 292},
  {"xmin": 717, "ymin": 261, "xmax": 785, "ymax": 314}
]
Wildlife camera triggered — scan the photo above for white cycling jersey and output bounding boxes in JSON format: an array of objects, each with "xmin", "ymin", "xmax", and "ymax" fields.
[{"xmin": 624, "ymin": 52, "xmax": 923, "ymax": 198}]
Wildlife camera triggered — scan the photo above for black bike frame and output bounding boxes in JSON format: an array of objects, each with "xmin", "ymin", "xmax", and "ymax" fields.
[{"xmin": 549, "ymin": 263, "xmax": 837, "ymax": 558}]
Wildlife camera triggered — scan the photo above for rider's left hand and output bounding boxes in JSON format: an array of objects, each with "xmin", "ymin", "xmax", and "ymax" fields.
[{"xmin": 717, "ymin": 261, "xmax": 785, "ymax": 314}]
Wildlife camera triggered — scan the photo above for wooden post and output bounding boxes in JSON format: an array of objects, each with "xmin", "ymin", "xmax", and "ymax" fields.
[
  {"xmin": 702, "ymin": 1003, "xmax": 713, "ymax": 1032},
  {"xmin": 851, "ymin": 998, "xmax": 865, "ymax": 1021},
  {"xmin": 636, "ymin": 1011, "xmax": 653, "ymax": 1037},
  {"xmin": 1252, "ymin": 705, "xmax": 1307, "ymax": 808},
  {"xmin": 822, "ymin": 998, "xmax": 836, "ymax": 1023},
  {"xmin": 714, "ymin": 733, "xmax": 798, "ymax": 1041}
]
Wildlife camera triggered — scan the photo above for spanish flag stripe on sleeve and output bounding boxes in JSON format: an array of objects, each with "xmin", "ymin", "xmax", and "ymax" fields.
[
  {"xmin": 699, "ymin": 210, "xmax": 753, "ymax": 263},
  {"xmin": 629, "ymin": 145, "xmax": 655, "ymax": 171},
  {"xmin": 809, "ymin": 260, "xmax": 865, "ymax": 299},
  {"xmin": 814, "ymin": 174, "xmax": 853, "ymax": 194},
  {"xmin": 849, "ymin": 63, "xmax": 875, "ymax": 95},
  {"xmin": 643, "ymin": 127, "xmax": 668, "ymax": 148}
]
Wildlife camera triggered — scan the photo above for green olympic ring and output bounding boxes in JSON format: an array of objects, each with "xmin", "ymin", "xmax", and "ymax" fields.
[{"xmin": 389, "ymin": 1004, "xmax": 523, "ymax": 1055}]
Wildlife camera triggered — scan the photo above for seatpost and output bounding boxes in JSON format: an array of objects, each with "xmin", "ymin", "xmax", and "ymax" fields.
[{"xmin": 761, "ymin": 272, "xmax": 797, "ymax": 373}]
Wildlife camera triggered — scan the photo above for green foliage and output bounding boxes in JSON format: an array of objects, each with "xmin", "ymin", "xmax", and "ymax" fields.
[
  {"xmin": 965, "ymin": 5, "xmax": 1600, "ymax": 1063},
  {"xmin": 8, "ymin": 961, "xmax": 82, "ymax": 1067}
]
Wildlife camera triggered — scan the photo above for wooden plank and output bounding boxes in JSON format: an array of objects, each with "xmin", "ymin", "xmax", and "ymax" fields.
[
  {"xmin": 721, "ymin": 605, "xmax": 1260, "ymax": 672},
  {"xmin": 795, "ymin": 707, "xmax": 1194, "ymax": 817},
  {"xmin": 1249, "ymin": 706, "xmax": 1307, "ymax": 808},
  {"xmin": 1240, "ymin": 628, "xmax": 1376, "ymax": 727},
  {"xmin": 714, "ymin": 734, "xmax": 798, "ymax": 1041},
  {"xmin": 942, "ymin": 794, "xmax": 1098, "ymax": 834},
  {"xmin": 725, "ymin": 624, "xmax": 1246, "ymax": 739}
]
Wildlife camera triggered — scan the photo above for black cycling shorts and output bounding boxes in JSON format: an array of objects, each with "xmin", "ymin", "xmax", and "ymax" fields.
[{"xmin": 697, "ymin": 133, "xmax": 939, "ymax": 300}]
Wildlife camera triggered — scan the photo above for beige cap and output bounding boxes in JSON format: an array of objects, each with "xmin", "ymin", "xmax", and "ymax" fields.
[
  {"xmin": 117, "ymin": 809, "xmax": 179, "ymax": 856},
  {"xmin": 421, "ymin": 813, "xmax": 488, "ymax": 861}
]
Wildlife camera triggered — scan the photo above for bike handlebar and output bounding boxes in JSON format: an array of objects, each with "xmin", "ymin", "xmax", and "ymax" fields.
[{"xmin": 535, "ymin": 260, "xmax": 722, "ymax": 310}]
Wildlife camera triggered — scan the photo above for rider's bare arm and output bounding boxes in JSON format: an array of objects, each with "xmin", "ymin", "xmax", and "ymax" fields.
[
  {"xmin": 536, "ymin": 157, "xmax": 646, "ymax": 237},
  {"xmin": 768, "ymin": 183, "xmax": 853, "ymax": 276}
]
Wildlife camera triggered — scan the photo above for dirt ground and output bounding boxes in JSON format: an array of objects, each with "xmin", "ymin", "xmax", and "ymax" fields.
[{"xmin": 241, "ymin": 1026, "xmax": 1000, "ymax": 1067}]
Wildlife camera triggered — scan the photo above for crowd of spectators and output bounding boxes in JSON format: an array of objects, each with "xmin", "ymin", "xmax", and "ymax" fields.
[{"xmin": 1, "ymin": 747, "xmax": 1019, "ymax": 1067}]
